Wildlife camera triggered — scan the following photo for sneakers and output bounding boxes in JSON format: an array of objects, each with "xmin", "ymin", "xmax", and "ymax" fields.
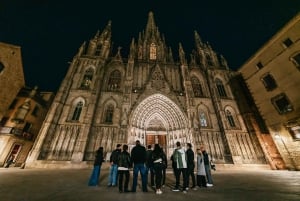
[
  {"xmin": 183, "ymin": 190, "xmax": 187, "ymax": 194},
  {"xmin": 185, "ymin": 187, "xmax": 189, "ymax": 190},
  {"xmin": 207, "ymin": 183, "xmax": 214, "ymax": 187},
  {"xmin": 172, "ymin": 188, "xmax": 180, "ymax": 192},
  {"xmin": 192, "ymin": 186, "xmax": 198, "ymax": 190},
  {"xmin": 156, "ymin": 189, "xmax": 163, "ymax": 194}
]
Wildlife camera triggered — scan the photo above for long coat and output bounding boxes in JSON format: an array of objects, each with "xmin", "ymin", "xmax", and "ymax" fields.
[{"xmin": 196, "ymin": 153, "xmax": 206, "ymax": 176}]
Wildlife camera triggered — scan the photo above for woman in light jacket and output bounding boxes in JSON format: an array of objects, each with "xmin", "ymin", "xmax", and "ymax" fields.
[{"xmin": 196, "ymin": 148, "xmax": 207, "ymax": 187}]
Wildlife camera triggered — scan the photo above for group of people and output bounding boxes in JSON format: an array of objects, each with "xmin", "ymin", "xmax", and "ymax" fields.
[{"xmin": 88, "ymin": 140, "xmax": 214, "ymax": 195}]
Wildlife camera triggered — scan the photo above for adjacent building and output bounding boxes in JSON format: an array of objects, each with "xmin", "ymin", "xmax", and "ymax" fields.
[
  {"xmin": 0, "ymin": 42, "xmax": 25, "ymax": 120},
  {"xmin": 239, "ymin": 13, "xmax": 300, "ymax": 170}
]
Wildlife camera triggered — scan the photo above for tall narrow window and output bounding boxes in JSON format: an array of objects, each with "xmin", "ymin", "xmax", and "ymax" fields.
[
  {"xmin": 95, "ymin": 44, "xmax": 101, "ymax": 56},
  {"xmin": 283, "ymin": 38, "xmax": 293, "ymax": 48},
  {"xmin": 261, "ymin": 74, "xmax": 277, "ymax": 91},
  {"xmin": 107, "ymin": 70, "xmax": 121, "ymax": 91},
  {"xmin": 199, "ymin": 112, "xmax": 208, "ymax": 127},
  {"xmin": 271, "ymin": 93, "xmax": 293, "ymax": 114},
  {"xmin": 150, "ymin": 43, "xmax": 157, "ymax": 60},
  {"xmin": 72, "ymin": 101, "xmax": 83, "ymax": 121},
  {"xmin": 191, "ymin": 76, "xmax": 204, "ymax": 97},
  {"xmin": 81, "ymin": 68, "xmax": 94, "ymax": 88},
  {"xmin": 256, "ymin": 62, "xmax": 264, "ymax": 69},
  {"xmin": 216, "ymin": 79, "xmax": 227, "ymax": 97},
  {"xmin": 226, "ymin": 110, "xmax": 236, "ymax": 127},
  {"xmin": 105, "ymin": 105, "xmax": 114, "ymax": 123}
]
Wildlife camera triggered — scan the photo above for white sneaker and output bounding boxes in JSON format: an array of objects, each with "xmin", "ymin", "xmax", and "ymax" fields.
[
  {"xmin": 156, "ymin": 189, "xmax": 162, "ymax": 194},
  {"xmin": 207, "ymin": 183, "xmax": 213, "ymax": 187}
]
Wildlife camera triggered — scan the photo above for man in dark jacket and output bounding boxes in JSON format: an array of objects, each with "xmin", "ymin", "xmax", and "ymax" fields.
[
  {"xmin": 186, "ymin": 143, "xmax": 197, "ymax": 190},
  {"xmin": 117, "ymin": 144, "xmax": 131, "ymax": 193},
  {"xmin": 108, "ymin": 144, "xmax": 121, "ymax": 187},
  {"xmin": 131, "ymin": 140, "xmax": 147, "ymax": 192},
  {"xmin": 146, "ymin": 144, "xmax": 154, "ymax": 187}
]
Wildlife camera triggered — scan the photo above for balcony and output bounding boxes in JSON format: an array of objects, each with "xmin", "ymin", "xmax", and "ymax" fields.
[{"xmin": 0, "ymin": 126, "xmax": 34, "ymax": 141}]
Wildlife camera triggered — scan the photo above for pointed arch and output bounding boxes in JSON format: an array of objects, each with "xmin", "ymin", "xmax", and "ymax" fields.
[
  {"xmin": 107, "ymin": 70, "xmax": 121, "ymax": 91},
  {"xmin": 150, "ymin": 43, "xmax": 157, "ymax": 60},
  {"xmin": 224, "ymin": 106, "xmax": 239, "ymax": 128},
  {"xmin": 69, "ymin": 97, "xmax": 85, "ymax": 121},
  {"xmin": 197, "ymin": 104, "xmax": 211, "ymax": 128},
  {"xmin": 80, "ymin": 66, "xmax": 95, "ymax": 89},
  {"xmin": 215, "ymin": 78, "xmax": 227, "ymax": 98},
  {"xmin": 191, "ymin": 76, "xmax": 204, "ymax": 97},
  {"xmin": 102, "ymin": 98, "xmax": 118, "ymax": 124}
]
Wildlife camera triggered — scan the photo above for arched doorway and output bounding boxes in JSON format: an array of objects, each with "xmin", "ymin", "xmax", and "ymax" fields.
[{"xmin": 129, "ymin": 93, "xmax": 190, "ymax": 157}]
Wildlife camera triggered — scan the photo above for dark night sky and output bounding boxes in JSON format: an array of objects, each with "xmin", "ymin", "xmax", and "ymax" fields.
[{"xmin": 1, "ymin": 0, "xmax": 299, "ymax": 92}]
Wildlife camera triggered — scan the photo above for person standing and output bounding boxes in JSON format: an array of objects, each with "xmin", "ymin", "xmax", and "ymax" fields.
[
  {"xmin": 88, "ymin": 147, "xmax": 104, "ymax": 186},
  {"xmin": 130, "ymin": 140, "xmax": 147, "ymax": 192},
  {"xmin": 196, "ymin": 148, "xmax": 207, "ymax": 188},
  {"xmin": 108, "ymin": 144, "xmax": 121, "ymax": 187},
  {"xmin": 161, "ymin": 148, "xmax": 168, "ymax": 187},
  {"xmin": 200, "ymin": 145, "xmax": 214, "ymax": 187},
  {"xmin": 146, "ymin": 144, "xmax": 155, "ymax": 187},
  {"xmin": 151, "ymin": 144, "xmax": 165, "ymax": 194},
  {"xmin": 117, "ymin": 144, "xmax": 131, "ymax": 193},
  {"xmin": 172, "ymin": 141, "xmax": 188, "ymax": 193},
  {"xmin": 186, "ymin": 143, "xmax": 197, "ymax": 190},
  {"xmin": 5, "ymin": 154, "xmax": 15, "ymax": 168}
]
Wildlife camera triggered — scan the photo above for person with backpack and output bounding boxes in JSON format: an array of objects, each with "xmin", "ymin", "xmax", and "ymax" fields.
[
  {"xmin": 117, "ymin": 144, "xmax": 131, "ymax": 193},
  {"xmin": 146, "ymin": 144, "xmax": 155, "ymax": 187},
  {"xmin": 151, "ymin": 144, "xmax": 166, "ymax": 194}
]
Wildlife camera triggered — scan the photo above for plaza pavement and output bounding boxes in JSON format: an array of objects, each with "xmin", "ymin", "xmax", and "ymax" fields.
[{"xmin": 0, "ymin": 165, "xmax": 299, "ymax": 201}]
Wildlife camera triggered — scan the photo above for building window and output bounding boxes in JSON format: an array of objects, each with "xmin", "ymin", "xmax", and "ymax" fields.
[
  {"xmin": 80, "ymin": 67, "xmax": 94, "ymax": 89},
  {"xmin": 191, "ymin": 76, "xmax": 204, "ymax": 97},
  {"xmin": 104, "ymin": 105, "xmax": 114, "ymax": 123},
  {"xmin": 107, "ymin": 70, "xmax": 121, "ymax": 91},
  {"xmin": 283, "ymin": 38, "xmax": 293, "ymax": 48},
  {"xmin": 288, "ymin": 126, "xmax": 300, "ymax": 140},
  {"xmin": 261, "ymin": 74, "xmax": 277, "ymax": 91},
  {"xmin": 0, "ymin": 62, "xmax": 4, "ymax": 73},
  {"xmin": 150, "ymin": 43, "xmax": 157, "ymax": 60},
  {"xmin": 256, "ymin": 62, "xmax": 264, "ymax": 69},
  {"xmin": 199, "ymin": 112, "xmax": 208, "ymax": 127},
  {"xmin": 271, "ymin": 93, "xmax": 293, "ymax": 114},
  {"xmin": 291, "ymin": 53, "xmax": 300, "ymax": 68},
  {"xmin": 31, "ymin": 106, "xmax": 39, "ymax": 117},
  {"xmin": 216, "ymin": 79, "xmax": 227, "ymax": 97},
  {"xmin": 23, "ymin": 122, "xmax": 32, "ymax": 132},
  {"xmin": 72, "ymin": 101, "xmax": 83, "ymax": 121},
  {"xmin": 226, "ymin": 110, "xmax": 236, "ymax": 127}
]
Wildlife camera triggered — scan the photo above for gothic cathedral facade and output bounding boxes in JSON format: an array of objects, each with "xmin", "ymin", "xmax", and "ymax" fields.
[{"xmin": 26, "ymin": 12, "xmax": 267, "ymax": 168}]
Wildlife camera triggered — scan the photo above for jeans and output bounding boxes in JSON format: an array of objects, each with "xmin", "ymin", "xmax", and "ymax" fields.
[
  {"xmin": 108, "ymin": 164, "xmax": 118, "ymax": 186},
  {"xmin": 204, "ymin": 164, "xmax": 213, "ymax": 184},
  {"xmin": 153, "ymin": 163, "xmax": 163, "ymax": 189},
  {"xmin": 118, "ymin": 170, "xmax": 130, "ymax": 192},
  {"xmin": 174, "ymin": 168, "xmax": 187, "ymax": 189},
  {"xmin": 186, "ymin": 166, "xmax": 196, "ymax": 187},
  {"xmin": 88, "ymin": 165, "xmax": 101, "ymax": 186},
  {"xmin": 146, "ymin": 166, "xmax": 154, "ymax": 186},
  {"xmin": 132, "ymin": 163, "xmax": 147, "ymax": 192}
]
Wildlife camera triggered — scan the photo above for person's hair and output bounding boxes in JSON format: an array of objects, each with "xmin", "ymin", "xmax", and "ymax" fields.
[
  {"xmin": 123, "ymin": 144, "xmax": 128, "ymax": 151},
  {"xmin": 97, "ymin": 147, "xmax": 104, "ymax": 154},
  {"xmin": 117, "ymin": 144, "xmax": 122, "ymax": 148},
  {"xmin": 136, "ymin": 140, "xmax": 140, "ymax": 145},
  {"xmin": 176, "ymin": 141, "xmax": 181, "ymax": 147},
  {"xmin": 154, "ymin": 144, "xmax": 161, "ymax": 152},
  {"xmin": 187, "ymin": 143, "xmax": 192, "ymax": 148},
  {"xmin": 147, "ymin": 145, "xmax": 152, "ymax": 149}
]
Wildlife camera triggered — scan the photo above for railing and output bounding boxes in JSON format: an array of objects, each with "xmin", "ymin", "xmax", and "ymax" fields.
[{"xmin": 0, "ymin": 126, "xmax": 34, "ymax": 141}]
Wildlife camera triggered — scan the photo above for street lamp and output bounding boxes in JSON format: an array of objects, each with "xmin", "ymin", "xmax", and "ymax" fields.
[{"xmin": 274, "ymin": 133, "xmax": 296, "ymax": 170}]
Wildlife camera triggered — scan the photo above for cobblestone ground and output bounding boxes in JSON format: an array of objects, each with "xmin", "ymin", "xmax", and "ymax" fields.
[{"xmin": 0, "ymin": 166, "xmax": 299, "ymax": 201}]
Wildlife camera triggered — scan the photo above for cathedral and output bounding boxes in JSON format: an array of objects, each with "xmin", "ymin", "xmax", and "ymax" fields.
[{"xmin": 26, "ymin": 12, "xmax": 268, "ymax": 168}]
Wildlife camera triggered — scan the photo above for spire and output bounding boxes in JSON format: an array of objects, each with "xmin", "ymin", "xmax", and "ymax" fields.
[
  {"xmin": 194, "ymin": 30, "xmax": 203, "ymax": 50},
  {"xmin": 179, "ymin": 43, "xmax": 187, "ymax": 65},
  {"xmin": 100, "ymin": 20, "xmax": 112, "ymax": 40},
  {"xmin": 129, "ymin": 38, "xmax": 135, "ymax": 59},
  {"xmin": 145, "ymin": 11, "xmax": 157, "ymax": 38}
]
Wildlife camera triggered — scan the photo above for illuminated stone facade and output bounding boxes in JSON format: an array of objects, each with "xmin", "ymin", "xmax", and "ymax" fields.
[
  {"xmin": 239, "ymin": 13, "xmax": 300, "ymax": 170},
  {"xmin": 26, "ymin": 12, "xmax": 269, "ymax": 169}
]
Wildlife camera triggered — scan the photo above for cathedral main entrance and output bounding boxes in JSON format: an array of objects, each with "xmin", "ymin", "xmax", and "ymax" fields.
[{"xmin": 128, "ymin": 93, "xmax": 191, "ymax": 157}]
